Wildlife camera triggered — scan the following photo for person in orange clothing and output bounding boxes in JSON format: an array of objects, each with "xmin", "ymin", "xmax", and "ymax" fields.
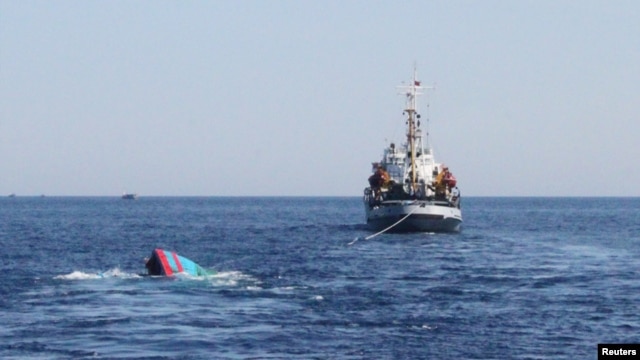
[
  {"xmin": 433, "ymin": 165, "xmax": 450, "ymax": 200},
  {"xmin": 368, "ymin": 165, "xmax": 390, "ymax": 199}
]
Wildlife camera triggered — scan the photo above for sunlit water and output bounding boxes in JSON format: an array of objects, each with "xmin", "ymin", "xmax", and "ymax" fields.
[{"xmin": 1, "ymin": 197, "xmax": 639, "ymax": 359}]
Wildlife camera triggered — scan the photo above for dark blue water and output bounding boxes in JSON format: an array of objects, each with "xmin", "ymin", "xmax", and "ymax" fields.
[{"xmin": 1, "ymin": 197, "xmax": 638, "ymax": 359}]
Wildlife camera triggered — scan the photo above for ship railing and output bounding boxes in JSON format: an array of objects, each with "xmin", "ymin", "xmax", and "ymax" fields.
[{"xmin": 365, "ymin": 185, "xmax": 461, "ymax": 209}]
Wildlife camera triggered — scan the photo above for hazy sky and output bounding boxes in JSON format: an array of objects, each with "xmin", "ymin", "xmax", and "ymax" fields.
[{"xmin": 1, "ymin": 1, "xmax": 638, "ymax": 196}]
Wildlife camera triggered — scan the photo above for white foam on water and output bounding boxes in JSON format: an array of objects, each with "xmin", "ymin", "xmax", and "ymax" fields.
[
  {"xmin": 54, "ymin": 268, "xmax": 142, "ymax": 280},
  {"xmin": 209, "ymin": 270, "xmax": 260, "ymax": 286},
  {"xmin": 54, "ymin": 271, "xmax": 100, "ymax": 280},
  {"xmin": 53, "ymin": 268, "xmax": 260, "ymax": 291}
]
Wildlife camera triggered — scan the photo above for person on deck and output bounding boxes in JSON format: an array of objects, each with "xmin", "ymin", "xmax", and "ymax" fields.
[
  {"xmin": 368, "ymin": 165, "xmax": 390, "ymax": 200},
  {"xmin": 433, "ymin": 165, "xmax": 450, "ymax": 200}
]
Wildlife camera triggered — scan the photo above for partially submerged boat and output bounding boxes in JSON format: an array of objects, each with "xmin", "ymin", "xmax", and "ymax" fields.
[
  {"xmin": 145, "ymin": 248, "xmax": 209, "ymax": 276},
  {"xmin": 363, "ymin": 69, "xmax": 462, "ymax": 233}
]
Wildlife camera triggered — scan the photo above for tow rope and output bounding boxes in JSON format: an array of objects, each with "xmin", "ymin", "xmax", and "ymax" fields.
[{"xmin": 349, "ymin": 202, "xmax": 424, "ymax": 246}]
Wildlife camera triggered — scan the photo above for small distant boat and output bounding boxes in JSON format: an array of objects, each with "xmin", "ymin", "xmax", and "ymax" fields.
[
  {"xmin": 145, "ymin": 248, "xmax": 209, "ymax": 276},
  {"xmin": 8, "ymin": 193, "xmax": 16, "ymax": 198},
  {"xmin": 121, "ymin": 193, "xmax": 137, "ymax": 200}
]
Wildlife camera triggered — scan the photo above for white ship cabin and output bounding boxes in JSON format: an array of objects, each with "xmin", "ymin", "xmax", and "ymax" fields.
[{"xmin": 374, "ymin": 140, "xmax": 445, "ymax": 198}]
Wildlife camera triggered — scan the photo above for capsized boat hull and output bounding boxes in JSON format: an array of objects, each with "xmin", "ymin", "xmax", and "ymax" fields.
[
  {"xmin": 365, "ymin": 201, "xmax": 462, "ymax": 233},
  {"xmin": 145, "ymin": 248, "xmax": 209, "ymax": 276}
]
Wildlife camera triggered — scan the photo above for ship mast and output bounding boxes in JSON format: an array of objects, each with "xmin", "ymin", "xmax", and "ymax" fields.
[{"xmin": 399, "ymin": 68, "xmax": 424, "ymax": 192}]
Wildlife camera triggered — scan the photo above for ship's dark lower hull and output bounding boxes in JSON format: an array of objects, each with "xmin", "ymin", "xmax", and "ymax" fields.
[{"xmin": 365, "ymin": 202, "xmax": 462, "ymax": 233}]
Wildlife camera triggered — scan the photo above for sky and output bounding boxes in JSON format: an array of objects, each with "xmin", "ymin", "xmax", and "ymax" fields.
[{"xmin": 1, "ymin": 1, "xmax": 638, "ymax": 196}]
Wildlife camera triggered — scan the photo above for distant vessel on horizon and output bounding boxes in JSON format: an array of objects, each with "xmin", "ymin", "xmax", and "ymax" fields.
[{"xmin": 121, "ymin": 193, "xmax": 138, "ymax": 200}]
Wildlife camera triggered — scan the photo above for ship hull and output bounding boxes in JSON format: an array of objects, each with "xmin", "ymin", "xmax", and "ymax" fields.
[
  {"xmin": 145, "ymin": 248, "xmax": 209, "ymax": 276},
  {"xmin": 364, "ymin": 201, "xmax": 462, "ymax": 233}
]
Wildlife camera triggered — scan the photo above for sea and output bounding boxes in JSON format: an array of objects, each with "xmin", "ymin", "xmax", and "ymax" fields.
[{"xmin": 1, "ymin": 196, "xmax": 638, "ymax": 359}]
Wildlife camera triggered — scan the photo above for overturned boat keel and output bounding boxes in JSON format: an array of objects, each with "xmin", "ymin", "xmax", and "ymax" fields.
[{"xmin": 145, "ymin": 248, "xmax": 209, "ymax": 276}]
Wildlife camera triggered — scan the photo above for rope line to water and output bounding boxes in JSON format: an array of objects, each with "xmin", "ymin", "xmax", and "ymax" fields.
[{"xmin": 349, "ymin": 202, "xmax": 423, "ymax": 246}]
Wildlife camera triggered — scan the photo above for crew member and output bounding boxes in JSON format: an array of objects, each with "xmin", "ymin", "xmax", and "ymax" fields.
[
  {"xmin": 368, "ymin": 165, "xmax": 390, "ymax": 199},
  {"xmin": 433, "ymin": 165, "xmax": 450, "ymax": 199}
]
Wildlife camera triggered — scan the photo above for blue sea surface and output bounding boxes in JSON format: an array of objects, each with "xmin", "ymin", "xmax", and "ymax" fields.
[{"xmin": 1, "ymin": 196, "xmax": 639, "ymax": 359}]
